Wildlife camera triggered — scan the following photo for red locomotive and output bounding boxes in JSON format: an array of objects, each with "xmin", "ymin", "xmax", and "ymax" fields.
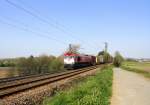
[{"xmin": 64, "ymin": 52, "xmax": 96, "ymax": 69}]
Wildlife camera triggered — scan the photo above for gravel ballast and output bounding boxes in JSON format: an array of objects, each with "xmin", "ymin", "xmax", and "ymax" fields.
[{"xmin": 1, "ymin": 68, "xmax": 99, "ymax": 105}]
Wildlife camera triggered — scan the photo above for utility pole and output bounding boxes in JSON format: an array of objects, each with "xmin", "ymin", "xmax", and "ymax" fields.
[
  {"xmin": 69, "ymin": 44, "xmax": 72, "ymax": 53},
  {"xmin": 104, "ymin": 42, "xmax": 108, "ymax": 53},
  {"xmin": 104, "ymin": 42, "xmax": 108, "ymax": 63}
]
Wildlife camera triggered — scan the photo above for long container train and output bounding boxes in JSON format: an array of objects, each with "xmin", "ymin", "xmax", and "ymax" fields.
[{"xmin": 64, "ymin": 52, "xmax": 113, "ymax": 69}]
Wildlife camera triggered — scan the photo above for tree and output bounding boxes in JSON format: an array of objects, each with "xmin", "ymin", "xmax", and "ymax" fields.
[
  {"xmin": 104, "ymin": 52, "xmax": 110, "ymax": 63},
  {"xmin": 49, "ymin": 58, "xmax": 64, "ymax": 72},
  {"xmin": 66, "ymin": 44, "xmax": 80, "ymax": 54},
  {"xmin": 36, "ymin": 55, "xmax": 55, "ymax": 73},
  {"xmin": 17, "ymin": 55, "xmax": 37, "ymax": 75},
  {"xmin": 113, "ymin": 51, "xmax": 124, "ymax": 67},
  {"xmin": 17, "ymin": 55, "xmax": 64, "ymax": 75},
  {"xmin": 98, "ymin": 51, "xmax": 112, "ymax": 63},
  {"xmin": 0, "ymin": 62, "xmax": 4, "ymax": 67}
]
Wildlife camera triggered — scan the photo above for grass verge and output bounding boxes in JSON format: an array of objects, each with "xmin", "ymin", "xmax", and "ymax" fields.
[
  {"xmin": 121, "ymin": 66, "xmax": 150, "ymax": 78},
  {"xmin": 43, "ymin": 66, "xmax": 113, "ymax": 105}
]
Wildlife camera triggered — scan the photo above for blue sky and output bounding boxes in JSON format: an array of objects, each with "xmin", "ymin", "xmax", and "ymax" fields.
[{"xmin": 0, "ymin": 0, "xmax": 150, "ymax": 58}]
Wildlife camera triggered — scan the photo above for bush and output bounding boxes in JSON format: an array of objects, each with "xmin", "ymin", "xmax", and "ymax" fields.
[
  {"xmin": 17, "ymin": 55, "xmax": 64, "ymax": 75},
  {"xmin": 36, "ymin": 55, "xmax": 55, "ymax": 74},
  {"xmin": 0, "ymin": 62, "xmax": 5, "ymax": 67},
  {"xmin": 17, "ymin": 56, "xmax": 37, "ymax": 75},
  {"xmin": 0, "ymin": 59, "xmax": 16, "ymax": 67},
  {"xmin": 113, "ymin": 51, "xmax": 124, "ymax": 67},
  {"xmin": 49, "ymin": 58, "xmax": 64, "ymax": 72}
]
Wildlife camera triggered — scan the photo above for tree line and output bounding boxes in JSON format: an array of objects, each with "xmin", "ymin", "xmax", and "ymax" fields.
[
  {"xmin": 17, "ymin": 55, "xmax": 64, "ymax": 75},
  {"xmin": 0, "ymin": 59, "xmax": 16, "ymax": 67},
  {"xmin": 0, "ymin": 44, "xmax": 124, "ymax": 76},
  {"xmin": 0, "ymin": 55, "xmax": 65, "ymax": 75}
]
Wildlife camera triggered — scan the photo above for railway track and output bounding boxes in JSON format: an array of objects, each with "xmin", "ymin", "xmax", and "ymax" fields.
[
  {"xmin": 0, "ymin": 65, "xmax": 101, "ymax": 98},
  {"xmin": 0, "ymin": 70, "xmax": 66, "ymax": 83}
]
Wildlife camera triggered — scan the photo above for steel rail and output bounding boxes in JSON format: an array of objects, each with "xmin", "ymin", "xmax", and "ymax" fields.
[
  {"xmin": 0, "ymin": 66, "xmax": 96, "ymax": 89},
  {"xmin": 0, "ymin": 70, "xmax": 65, "ymax": 83},
  {"xmin": 0, "ymin": 65, "xmax": 100, "ymax": 97}
]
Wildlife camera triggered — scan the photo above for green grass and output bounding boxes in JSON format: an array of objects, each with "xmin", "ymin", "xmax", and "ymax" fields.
[
  {"xmin": 122, "ymin": 61, "xmax": 150, "ymax": 70},
  {"xmin": 43, "ymin": 67, "xmax": 113, "ymax": 105},
  {"xmin": 122, "ymin": 61, "xmax": 150, "ymax": 78}
]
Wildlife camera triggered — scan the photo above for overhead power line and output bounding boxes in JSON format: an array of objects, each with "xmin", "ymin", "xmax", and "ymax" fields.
[
  {"xmin": 16, "ymin": 0, "xmax": 67, "ymax": 29},
  {"xmin": 15, "ymin": 0, "xmax": 82, "ymax": 40},
  {"xmin": 0, "ymin": 18, "xmax": 67, "ymax": 45},
  {"xmin": 5, "ymin": 0, "xmax": 75, "ymax": 39},
  {"xmin": 0, "ymin": 15, "xmax": 68, "ymax": 42},
  {"xmin": 5, "ymin": 0, "xmax": 99, "ymax": 50}
]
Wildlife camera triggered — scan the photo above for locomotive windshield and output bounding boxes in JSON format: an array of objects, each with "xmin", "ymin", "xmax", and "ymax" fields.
[{"xmin": 64, "ymin": 56, "xmax": 74, "ymax": 59}]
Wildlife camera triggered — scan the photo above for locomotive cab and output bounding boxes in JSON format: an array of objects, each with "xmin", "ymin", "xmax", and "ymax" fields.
[{"xmin": 64, "ymin": 56, "xmax": 76, "ymax": 69}]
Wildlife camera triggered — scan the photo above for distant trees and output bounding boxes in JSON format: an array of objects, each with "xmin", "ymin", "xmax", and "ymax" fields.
[
  {"xmin": 0, "ymin": 59, "xmax": 16, "ymax": 67},
  {"xmin": 113, "ymin": 51, "xmax": 124, "ymax": 67},
  {"xmin": 98, "ymin": 51, "xmax": 113, "ymax": 63},
  {"xmin": 17, "ymin": 56, "xmax": 38, "ymax": 75},
  {"xmin": 126, "ymin": 58, "xmax": 137, "ymax": 62},
  {"xmin": 0, "ymin": 54, "xmax": 65, "ymax": 75},
  {"xmin": 17, "ymin": 55, "xmax": 64, "ymax": 75},
  {"xmin": 0, "ymin": 62, "xmax": 5, "ymax": 67},
  {"xmin": 103, "ymin": 52, "xmax": 112, "ymax": 63}
]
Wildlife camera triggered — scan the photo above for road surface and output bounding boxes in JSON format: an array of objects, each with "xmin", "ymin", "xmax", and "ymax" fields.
[{"xmin": 111, "ymin": 68, "xmax": 150, "ymax": 105}]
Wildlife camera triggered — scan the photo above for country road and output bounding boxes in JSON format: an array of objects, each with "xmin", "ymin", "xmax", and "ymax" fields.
[{"xmin": 111, "ymin": 68, "xmax": 150, "ymax": 105}]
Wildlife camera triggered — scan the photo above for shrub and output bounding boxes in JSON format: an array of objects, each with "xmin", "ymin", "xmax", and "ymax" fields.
[
  {"xmin": 17, "ymin": 55, "xmax": 64, "ymax": 75},
  {"xmin": 49, "ymin": 58, "xmax": 64, "ymax": 72},
  {"xmin": 113, "ymin": 51, "xmax": 124, "ymax": 67}
]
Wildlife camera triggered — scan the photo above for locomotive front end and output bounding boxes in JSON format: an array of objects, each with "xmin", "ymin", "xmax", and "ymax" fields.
[
  {"xmin": 64, "ymin": 56, "xmax": 75, "ymax": 69},
  {"xmin": 63, "ymin": 52, "xmax": 77, "ymax": 69}
]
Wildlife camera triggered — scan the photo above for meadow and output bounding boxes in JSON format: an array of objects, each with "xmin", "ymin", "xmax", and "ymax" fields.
[{"xmin": 122, "ymin": 61, "xmax": 150, "ymax": 78}]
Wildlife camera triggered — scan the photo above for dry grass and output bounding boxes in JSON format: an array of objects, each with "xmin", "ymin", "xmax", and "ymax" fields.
[
  {"xmin": 122, "ymin": 61, "xmax": 150, "ymax": 78},
  {"xmin": 123, "ymin": 61, "xmax": 150, "ymax": 72}
]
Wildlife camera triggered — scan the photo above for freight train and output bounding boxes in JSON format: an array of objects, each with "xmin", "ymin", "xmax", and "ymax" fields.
[
  {"xmin": 64, "ymin": 51, "xmax": 113, "ymax": 69},
  {"xmin": 64, "ymin": 52, "xmax": 96, "ymax": 69}
]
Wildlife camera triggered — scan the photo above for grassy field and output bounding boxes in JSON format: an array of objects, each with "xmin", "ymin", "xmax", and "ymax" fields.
[
  {"xmin": 122, "ymin": 61, "xmax": 150, "ymax": 78},
  {"xmin": 43, "ymin": 66, "xmax": 113, "ymax": 105}
]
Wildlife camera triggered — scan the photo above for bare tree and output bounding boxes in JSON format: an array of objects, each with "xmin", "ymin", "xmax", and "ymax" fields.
[{"xmin": 66, "ymin": 44, "xmax": 80, "ymax": 54}]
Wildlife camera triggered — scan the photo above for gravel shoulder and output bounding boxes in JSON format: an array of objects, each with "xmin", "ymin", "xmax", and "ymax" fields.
[{"xmin": 111, "ymin": 68, "xmax": 150, "ymax": 105}]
